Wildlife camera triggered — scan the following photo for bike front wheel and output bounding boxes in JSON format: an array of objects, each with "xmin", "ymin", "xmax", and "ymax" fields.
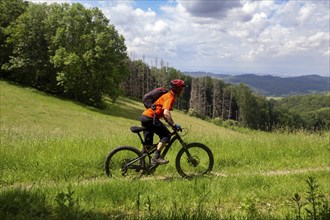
[
  {"xmin": 176, "ymin": 143, "xmax": 214, "ymax": 178},
  {"xmin": 104, "ymin": 146, "xmax": 145, "ymax": 179}
]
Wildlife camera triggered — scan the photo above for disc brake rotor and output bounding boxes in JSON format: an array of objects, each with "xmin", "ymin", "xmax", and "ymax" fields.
[
  {"xmin": 188, "ymin": 156, "xmax": 199, "ymax": 167},
  {"xmin": 120, "ymin": 159, "xmax": 131, "ymax": 176}
]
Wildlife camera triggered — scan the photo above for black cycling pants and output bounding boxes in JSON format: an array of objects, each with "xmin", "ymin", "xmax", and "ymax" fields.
[{"xmin": 141, "ymin": 115, "xmax": 170, "ymax": 145}]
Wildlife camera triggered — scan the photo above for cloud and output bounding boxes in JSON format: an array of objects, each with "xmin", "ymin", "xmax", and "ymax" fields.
[
  {"xmin": 25, "ymin": 0, "xmax": 330, "ymax": 76},
  {"xmin": 178, "ymin": 0, "xmax": 242, "ymax": 18}
]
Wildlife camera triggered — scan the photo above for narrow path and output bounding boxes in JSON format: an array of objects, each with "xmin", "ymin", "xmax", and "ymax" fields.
[
  {"xmin": 211, "ymin": 166, "xmax": 330, "ymax": 177},
  {"xmin": 1, "ymin": 167, "xmax": 329, "ymax": 191}
]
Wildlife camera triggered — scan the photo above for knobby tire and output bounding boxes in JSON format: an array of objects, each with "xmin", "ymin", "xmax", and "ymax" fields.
[
  {"xmin": 104, "ymin": 146, "xmax": 144, "ymax": 179},
  {"xmin": 175, "ymin": 143, "xmax": 214, "ymax": 178}
]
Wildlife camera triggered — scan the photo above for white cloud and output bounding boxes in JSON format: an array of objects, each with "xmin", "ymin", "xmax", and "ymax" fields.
[
  {"xmin": 25, "ymin": 0, "xmax": 330, "ymax": 76},
  {"xmin": 178, "ymin": 0, "xmax": 241, "ymax": 18},
  {"xmin": 145, "ymin": 20, "xmax": 170, "ymax": 35}
]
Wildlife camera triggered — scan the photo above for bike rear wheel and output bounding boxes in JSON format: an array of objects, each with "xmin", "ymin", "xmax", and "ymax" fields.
[
  {"xmin": 104, "ymin": 146, "xmax": 145, "ymax": 179},
  {"xmin": 176, "ymin": 143, "xmax": 214, "ymax": 178}
]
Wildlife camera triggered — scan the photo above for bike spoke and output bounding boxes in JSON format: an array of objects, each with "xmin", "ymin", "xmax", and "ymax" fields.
[
  {"xmin": 176, "ymin": 143, "xmax": 214, "ymax": 178},
  {"xmin": 105, "ymin": 146, "xmax": 144, "ymax": 179}
]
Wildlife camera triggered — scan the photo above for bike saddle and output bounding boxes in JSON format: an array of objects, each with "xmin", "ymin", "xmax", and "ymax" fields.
[{"xmin": 130, "ymin": 126, "xmax": 147, "ymax": 133}]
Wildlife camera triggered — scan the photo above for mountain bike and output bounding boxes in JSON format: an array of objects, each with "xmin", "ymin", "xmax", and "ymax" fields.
[{"xmin": 104, "ymin": 126, "xmax": 214, "ymax": 179}]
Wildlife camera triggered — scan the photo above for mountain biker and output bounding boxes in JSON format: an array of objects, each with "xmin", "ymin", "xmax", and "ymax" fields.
[{"xmin": 141, "ymin": 79, "xmax": 186, "ymax": 165}]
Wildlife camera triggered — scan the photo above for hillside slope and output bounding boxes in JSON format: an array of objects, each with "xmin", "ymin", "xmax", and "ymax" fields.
[
  {"xmin": 2, "ymin": 79, "xmax": 329, "ymax": 175},
  {"xmin": 1, "ymin": 80, "xmax": 329, "ymax": 219},
  {"xmin": 228, "ymin": 74, "xmax": 329, "ymax": 96},
  {"xmin": 0, "ymin": 80, "xmax": 225, "ymax": 140},
  {"xmin": 184, "ymin": 72, "xmax": 329, "ymax": 96}
]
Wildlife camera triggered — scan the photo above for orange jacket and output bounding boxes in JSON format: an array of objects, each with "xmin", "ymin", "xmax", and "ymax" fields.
[{"xmin": 142, "ymin": 91, "xmax": 175, "ymax": 119}]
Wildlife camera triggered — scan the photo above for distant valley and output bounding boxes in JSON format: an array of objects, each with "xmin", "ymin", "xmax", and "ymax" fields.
[{"xmin": 184, "ymin": 72, "xmax": 329, "ymax": 97}]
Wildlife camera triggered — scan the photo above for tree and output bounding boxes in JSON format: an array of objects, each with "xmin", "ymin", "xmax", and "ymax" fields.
[
  {"xmin": 212, "ymin": 79, "xmax": 223, "ymax": 119},
  {"xmin": 273, "ymin": 93, "xmax": 330, "ymax": 130},
  {"xmin": 234, "ymin": 83, "xmax": 260, "ymax": 129},
  {"xmin": 3, "ymin": 2, "xmax": 129, "ymax": 105},
  {"xmin": 221, "ymin": 85, "xmax": 234, "ymax": 120},
  {"xmin": 189, "ymin": 77, "xmax": 208, "ymax": 118},
  {"xmin": 51, "ymin": 4, "xmax": 129, "ymax": 104},
  {"xmin": 255, "ymin": 95, "xmax": 271, "ymax": 130},
  {"xmin": 124, "ymin": 59, "xmax": 153, "ymax": 100},
  {"xmin": 0, "ymin": 0, "xmax": 28, "ymax": 74},
  {"xmin": 2, "ymin": 3, "xmax": 53, "ymax": 88}
]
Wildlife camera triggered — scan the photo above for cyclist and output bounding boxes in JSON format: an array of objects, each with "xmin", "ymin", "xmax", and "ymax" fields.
[{"xmin": 141, "ymin": 79, "xmax": 186, "ymax": 165}]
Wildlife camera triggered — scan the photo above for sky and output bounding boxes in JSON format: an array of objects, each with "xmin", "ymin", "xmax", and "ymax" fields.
[{"xmin": 28, "ymin": 0, "xmax": 330, "ymax": 77}]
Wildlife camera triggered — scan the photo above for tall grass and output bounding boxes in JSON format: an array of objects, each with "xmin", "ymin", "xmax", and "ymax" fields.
[{"xmin": 1, "ymin": 80, "xmax": 329, "ymax": 219}]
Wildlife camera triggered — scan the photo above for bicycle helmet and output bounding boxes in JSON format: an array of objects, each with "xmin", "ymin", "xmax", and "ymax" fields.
[{"xmin": 170, "ymin": 79, "xmax": 186, "ymax": 94}]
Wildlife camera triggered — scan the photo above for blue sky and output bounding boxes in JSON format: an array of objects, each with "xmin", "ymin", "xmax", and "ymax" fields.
[
  {"xmin": 131, "ymin": 0, "xmax": 167, "ymax": 13},
  {"xmin": 28, "ymin": 0, "xmax": 329, "ymax": 77}
]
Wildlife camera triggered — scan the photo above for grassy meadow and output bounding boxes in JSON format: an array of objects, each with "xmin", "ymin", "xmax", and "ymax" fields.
[{"xmin": 1, "ymin": 80, "xmax": 329, "ymax": 219}]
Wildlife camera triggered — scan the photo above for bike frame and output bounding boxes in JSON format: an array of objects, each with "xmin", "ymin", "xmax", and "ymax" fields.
[
  {"xmin": 161, "ymin": 130, "xmax": 187, "ymax": 158},
  {"xmin": 124, "ymin": 129, "xmax": 190, "ymax": 174}
]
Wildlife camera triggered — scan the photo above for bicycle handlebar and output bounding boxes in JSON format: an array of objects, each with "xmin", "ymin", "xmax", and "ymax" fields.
[
  {"xmin": 171, "ymin": 125, "xmax": 182, "ymax": 132},
  {"xmin": 170, "ymin": 126, "xmax": 188, "ymax": 137}
]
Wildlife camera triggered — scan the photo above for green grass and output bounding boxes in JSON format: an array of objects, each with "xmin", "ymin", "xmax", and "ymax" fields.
[{"xmin": 1, "ymin": 80, "xmax": 329, "ymax": 219}]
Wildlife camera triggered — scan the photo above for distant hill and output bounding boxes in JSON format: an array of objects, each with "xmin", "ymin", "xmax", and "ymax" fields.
[{"xmin": 184, "ymin": 72, "xmax": 330, "ymax": 97}]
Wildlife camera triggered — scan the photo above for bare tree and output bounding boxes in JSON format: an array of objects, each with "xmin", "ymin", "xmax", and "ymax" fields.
[{"xmin": 212, "ymin": 79, "xmax": 222, "ymax": 119}]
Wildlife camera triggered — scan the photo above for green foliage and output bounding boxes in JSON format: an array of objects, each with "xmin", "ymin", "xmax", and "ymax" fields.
[
  {"xmin": 55, "ymin": 185, "xmax": 83, "ymax": 219},
  {"xmin": 274, "ymin": 94, "xmax": 330, "ymax": 131},
  {"xmin": 291, "ymin": 193, "xmax": 304, "ymax": 220},
  {"xmin": 240, "ymin": 196, "xmax": 261, "ymax": 219},
  {"xmin": 289, "ymin": 177, "xmax": 330, "ymax": 220},
  {"xmin": 188, "ymin": 108, "xmax": 203, "ymax": 118},
  {"xmin": 234, "ymin": 83, "xmax": 261, "ymax": 129},
  {"xmin": 49, "ymin": 4, "xmax": 129, "ymax": 105},
  {"xmin": 187, "ymin": 76, "xmax": 329, "ymax": 131},
  {"xmin": 222, "ymin": 119, "xmax": 238, "ymax": 128},
  {"xmin": 0, "ymin": 0, "xmax": 28, "ymax": 71},
  {"xmin": 1, "ymin": 2, "xmax": 128, "ymax": 106},
  {"xmin": 0, "ymin": 189, "xmax": 50, "ymax": 219},
  {"xmin": 2, "ymin": 3, "xmax": 53, "ymax": 88}
]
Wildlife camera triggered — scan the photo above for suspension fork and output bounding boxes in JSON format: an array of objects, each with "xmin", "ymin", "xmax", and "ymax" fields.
[
  {"xmin": 177, "ymin": 133, "xmax": 199, "ymax": 163},
  {"xmin": 161, "ymin": 132, "xmax": 192, "ymax": 158}
]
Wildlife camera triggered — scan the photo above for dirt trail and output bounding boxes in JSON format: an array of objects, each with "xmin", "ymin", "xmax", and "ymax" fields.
[
  {"xmin": 1, "ymin": 167, "xmax": 329, "ymax": 191},
  {"xmin": 211, "ymin": 166, "xmax": 330, "ymax": 177}
]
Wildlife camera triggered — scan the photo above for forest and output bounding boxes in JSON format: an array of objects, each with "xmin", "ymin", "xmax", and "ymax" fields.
[{"xmin": 1, "ymin": 0, "xmax": 329, "ymax": 131}]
